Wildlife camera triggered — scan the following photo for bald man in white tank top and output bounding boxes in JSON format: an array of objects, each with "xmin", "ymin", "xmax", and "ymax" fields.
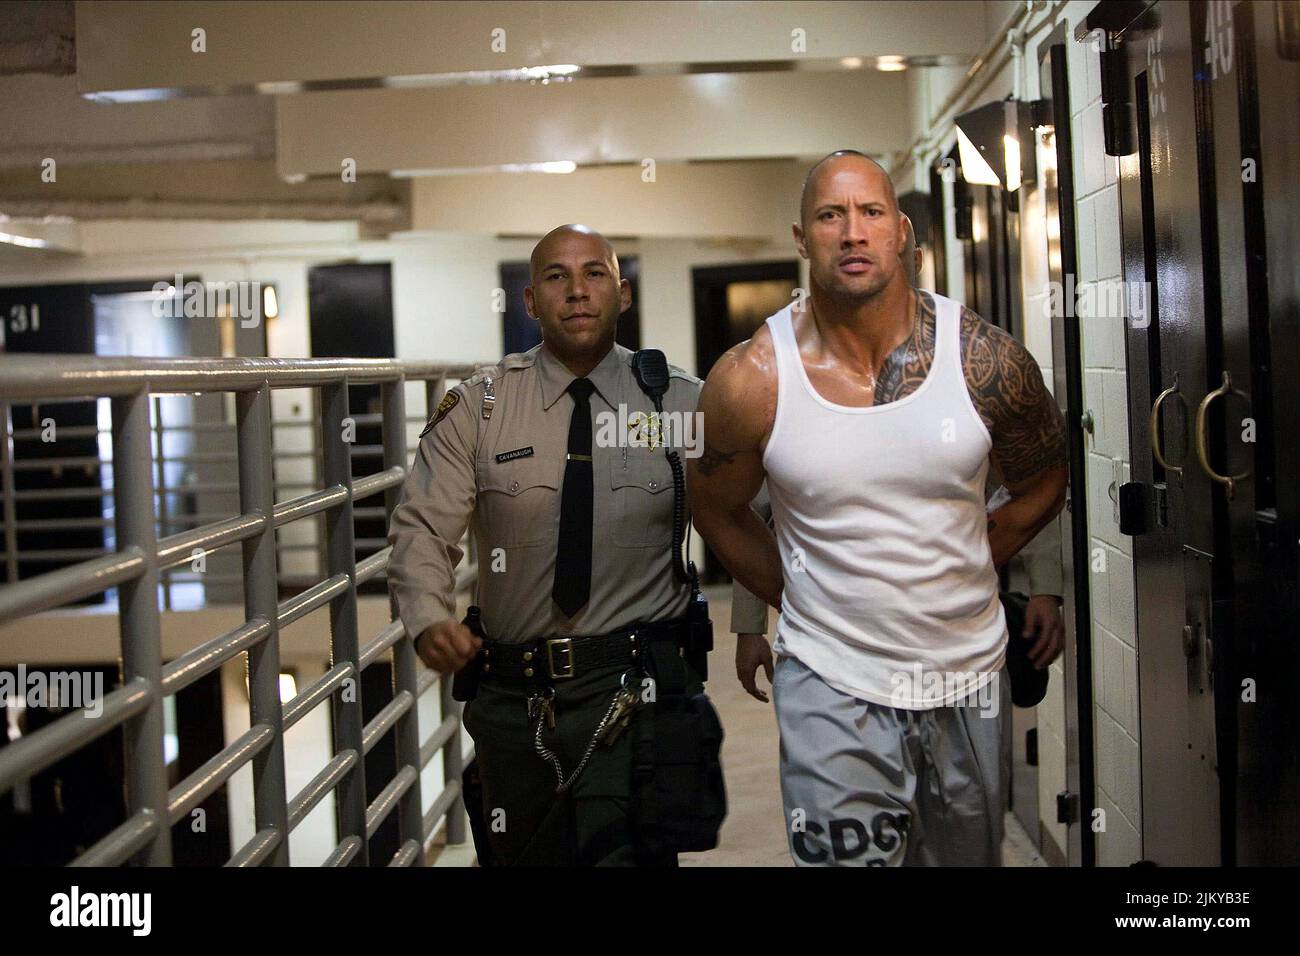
[{"xmin": 689, "ymin": 151, "xmax": 1067, "ymax": 866}]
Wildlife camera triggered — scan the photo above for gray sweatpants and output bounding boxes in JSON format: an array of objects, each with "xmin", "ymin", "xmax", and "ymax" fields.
[{"xmin": 773, "ymin": 653, "xmax": 1012, "ymax": 867}]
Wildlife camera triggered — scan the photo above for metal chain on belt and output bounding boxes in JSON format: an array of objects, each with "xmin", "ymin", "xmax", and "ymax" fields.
[{"xmin": 531, "ymin": 670, "xmax": 638, "ymax": 793}]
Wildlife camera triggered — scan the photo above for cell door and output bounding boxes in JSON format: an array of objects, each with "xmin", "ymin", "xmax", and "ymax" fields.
[
  {"xmin": 1200, "ymin": 0, "xmax": 1300, "ymax": 866},
  {"xmin": 1105, "ymin": 0, "xmax": 1224, "ymax": 865}
]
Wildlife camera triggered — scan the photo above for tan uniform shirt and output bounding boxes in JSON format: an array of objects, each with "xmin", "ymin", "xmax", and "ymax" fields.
[{"xmin": 388, "ymin": 341, "xmax": 702, "ymax": 644}]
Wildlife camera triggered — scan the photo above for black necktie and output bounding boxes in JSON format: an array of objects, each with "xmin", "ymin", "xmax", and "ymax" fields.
[{"xmin": 553, "ymin": 377, "xmax": 596, "ymax": 616}]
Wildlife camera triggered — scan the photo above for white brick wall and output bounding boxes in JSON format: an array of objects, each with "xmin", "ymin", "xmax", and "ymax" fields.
[{"xmin": 1059, "ymin": 0, "xmax": 1142, "ymax": 864}]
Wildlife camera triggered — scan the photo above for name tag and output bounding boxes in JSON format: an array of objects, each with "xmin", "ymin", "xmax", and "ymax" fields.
[{"xmin": 495, "ymin": 446, "xmax": 534, "ymax": 463}]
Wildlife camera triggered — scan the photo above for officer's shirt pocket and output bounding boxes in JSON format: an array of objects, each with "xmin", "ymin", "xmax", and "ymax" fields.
[
  {"xmin": 477, "ymin": 457, "xmax": 561, "ymax": 548},
  {"xmin": 608, "ymin": 447, "xmax": 674, "ymax": 549}
]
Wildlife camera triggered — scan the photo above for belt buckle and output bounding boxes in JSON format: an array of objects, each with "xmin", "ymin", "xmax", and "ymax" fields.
[{"xmin": 546, "ymin": 638, "xmax": 576, "ymax": 679}]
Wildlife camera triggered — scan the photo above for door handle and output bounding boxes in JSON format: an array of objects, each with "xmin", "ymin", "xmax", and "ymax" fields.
[
  {"xmin": 1195, "ymin": 371, "xmax": 1250, "ymax": 500},
  {"xmin": 1149, "ymin": 372, "xmax": 1185, "ymax": 476}
]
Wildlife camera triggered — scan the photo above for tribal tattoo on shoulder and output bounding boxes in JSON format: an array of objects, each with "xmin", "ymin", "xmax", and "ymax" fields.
[
  {"xmin": 873, "ymin": 290, "xmax": 936, "ymax": 406},
  {"xmin": 959, "ymin": 306, "xmax": 1067, "ymax": 483}
]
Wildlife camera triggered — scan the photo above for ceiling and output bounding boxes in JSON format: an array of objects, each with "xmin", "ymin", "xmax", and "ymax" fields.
[{"xmin": 0, "ymin": 0, "xmax": 1008, "ymax": 249}]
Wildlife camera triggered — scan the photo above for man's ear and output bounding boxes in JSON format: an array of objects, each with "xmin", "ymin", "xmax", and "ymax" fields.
[
  {"xmin": 792, "ymin": 221, "xmax": 808, "ymax": 259},
  {"xmin": 523, "ymin": 285, "xmax": 537, "ymax": 320},
  {"xmin": 619, "ymin": 277, "xmax": 632, "ymax": 314}
]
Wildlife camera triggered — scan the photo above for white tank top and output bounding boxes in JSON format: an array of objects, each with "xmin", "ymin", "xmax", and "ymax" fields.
[{"xmin": 763, "ymin": 291, "xmax": 1007, "ymax": 709}]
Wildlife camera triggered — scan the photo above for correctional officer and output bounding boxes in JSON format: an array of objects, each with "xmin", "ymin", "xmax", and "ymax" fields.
[{"xmin": 387, "ymin": 224, "xmax": 721, "ymax": 866}]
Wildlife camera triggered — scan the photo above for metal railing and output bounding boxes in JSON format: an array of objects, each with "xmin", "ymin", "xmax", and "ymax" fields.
[
  {"xmin": 0, "ymin": 353, "xmax": 483, "ymax": 866},
  {"xmin": 0, "ymin": 394, "xmax": 441, "ymax": 605}
]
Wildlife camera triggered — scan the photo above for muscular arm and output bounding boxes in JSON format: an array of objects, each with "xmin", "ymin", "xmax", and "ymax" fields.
[
  {"xmin": 730, "ymin": 486, "xmax": 774, "ymax": 631},
  {"xmin": 689, "ymin": 331, "xmax": 784, "ymax": 609},
  {"xmin": 961, "ymin": 309, "xmax": 1068, "ymax": 568}
]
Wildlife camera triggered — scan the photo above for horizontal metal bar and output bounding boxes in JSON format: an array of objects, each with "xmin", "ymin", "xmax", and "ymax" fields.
[
  {"xmin": 11, "ymin": 456, "xmax": 102, "ymax": 470},
  {"xmin": 8, "ymin": 516, "xmax": 114, "ymax": 531},
  {"xmin": 352, "ymin": 506, "xmax": 387, "ymax": 519},
  {"xmin": 349, "ymin": 445, "xmax": 384, "ymax": 457},
  {"xmin": 323, "ymin": 835, "xmax": 364, "ymax": 867},
  {"xmin": 277, "ymin": 573, "xmax": 349, "ymax": 629},
  {"xmin": 282, "ymin": 661, "xmax": 354, "ymax": 730},
  {"xmin": 366, "ymin": 764, "xmax": 418, "ymax": 840},
  {"xmin": 162, "ymin": 618, "xmax": 272, "ymax": 696},
  {"xmin": 157, "ymin": 512, "xmax": 266, "ymax": 569},
  {"xmin": 273, "ymin": 489, "xmax": 348, "ymax": 528},
  {"xmin": 355, "ymin": 546, "xmax": 391, "ymax": 585},
  {"xmin": 350, "ymin": 466, "xmax": 405, "ymax": 501},
  {"xmin": 0, "ymin": 355, "xmax": 479, "ymax": 399},
  {"xmin": 13, "ymin": 547, "xmax": 120, "ymax": 561},
  {"xmin": 353, "ymin": 537, "xmax": 390, "ymax": 549},
  {"xmin": 69, "ymin": 810, "xmax": 161, "ymax": 867},
  {"xmin": 416, "ymin": 669, "xmax": 437, "ymax": 698},
  {"xmin": 421, "ymin": 779, "xmax": 463, "ymax": 844},
  {"xmin": 226, "ymin": 827, "xmax": 281, "ymax": 867},
  {"xmin": 0, "ymin": 547, "xmax": 144, "ymax": 625},
  {"xmin": 287, "ymin": 749, "xmax": 358, "ymax": 832},
  {"xmin": 359, "ymin": 620, "xmax": 405, "ymax": 671},
  {"xmin": 272, "ymin": 484, "xmax": 347, "ymax": 527},
  {"xmin": 0, "ymin": 677, "xmax": 152, "ymax": 795},
  {"xmin": 168, "ymin": 723, "xmax": 274, "ymax": 825},
  {"xmin": 419, "ymin": 713, "xmax": 460, "ymax": 771},
  {"xmin": 389, "ymin": 839, "xmax": 422, "ymax": 867},
  {"xmin": 362, "ymin": 689, "xmax": 414, "ymax": 755},
  {"xmin": 13, "ymin": 485, "xmax": 238, "ymax": 501},
  {"xmin": 12, "ymin": 425, "xmax": 100, "ymax": 440}
]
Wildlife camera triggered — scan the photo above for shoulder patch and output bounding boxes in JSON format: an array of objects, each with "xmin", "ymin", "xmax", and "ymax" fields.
[{"xmin": 420, "ymin": 390, "xmax": 460, "ymax": 437}]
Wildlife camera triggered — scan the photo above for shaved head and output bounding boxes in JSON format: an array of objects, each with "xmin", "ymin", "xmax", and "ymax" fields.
[
  {"xmin": 799, "ymin": 150, "xmax": 899, "ymax": 226},
  {"xmin": 529, "ymin": 223, "xmax": 619, "ymax": 283}
]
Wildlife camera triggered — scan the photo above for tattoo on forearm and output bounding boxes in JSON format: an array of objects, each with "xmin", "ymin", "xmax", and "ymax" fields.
[
  {"xmin": 960, "ymin": 307, "xmax": 1067, "ymax": 484},
  {"xmin": 698, "ymin": 443, "xmax": 738, "ymax": 476}
]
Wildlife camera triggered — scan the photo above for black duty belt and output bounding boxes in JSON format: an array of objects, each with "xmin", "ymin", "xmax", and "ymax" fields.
[{"xmin": 481, "ymin": 617, "xmax": 691, "ymax": 684}]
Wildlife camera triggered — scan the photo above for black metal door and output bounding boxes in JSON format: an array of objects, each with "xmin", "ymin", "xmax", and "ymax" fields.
[
  {"xmin": 1106, "ymin": 0, "xmax": 1300, "ymax": 864},
  {"xmin": 1110, "ymin": 0, "xmax": 1223, "ymax": 865},
  {"xmin": 1202, "ymin": 0, "xmax": 1300, "ymax": 866}
]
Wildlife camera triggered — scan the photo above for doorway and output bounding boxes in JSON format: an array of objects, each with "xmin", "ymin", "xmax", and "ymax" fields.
[{"xmin": 691, "ymin": 260, "xmax": 800, "ymax": 582}]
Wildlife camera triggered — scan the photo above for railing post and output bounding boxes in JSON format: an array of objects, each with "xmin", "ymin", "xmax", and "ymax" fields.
[
  {"xmin": 236, "ymin": 383, "xmax": 290, "ymax": 865},
  {"xmin": 152, "ymin": 396, "xmax": 172, "ymax": 611},
  {"xmin": 1, "ymin": 402, "xmax": 18, "ymax": 584},
  {"xmin": 424, "ymin": 376, "xmax": 467, "ymax": 846},
  {"xmin": 111, "ymin": 388, "xmax": 171, "ymax": 865},
  {"xmin": 319, "ymin": 381, "xmax": 369, "ymax": 864},
  {"xmin": 382, "ymin": 378, "xmax": 426, "ymax": 864}
]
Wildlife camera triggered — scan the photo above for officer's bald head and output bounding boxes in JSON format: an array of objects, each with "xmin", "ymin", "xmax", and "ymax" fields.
[
  {"xmin": 529, "ymin": 224, "xmax": 619, "ymax": 284},
  {"xmin": 799, "ymin": 150, "xmax": 899, "ymax": 227}
]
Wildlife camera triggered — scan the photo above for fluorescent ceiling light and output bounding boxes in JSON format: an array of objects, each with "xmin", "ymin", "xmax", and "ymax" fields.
[{"xmin": 392, "ymin": 161, "xmax": 577, "ymax": 177}]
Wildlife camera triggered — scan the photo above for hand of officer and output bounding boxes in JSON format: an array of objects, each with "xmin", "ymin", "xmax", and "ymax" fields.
[
  {"xmin": 1023, "ymin": 594, "xmax": 1064, "ymax": 670},
  {"xmin": 736, "ymin": 633, "xmax": 775, "ymax": 703},
  {"xmin": 415, "ymin": 620, "xmax": 483, "ymax": 675}
]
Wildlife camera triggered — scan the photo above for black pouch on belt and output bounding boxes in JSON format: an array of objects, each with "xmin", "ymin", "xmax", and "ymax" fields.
[
  {"xmin": 628, "ymin": 638, "xmax": 727, "ymax": 858},
  {"xmin": 461, "ymin": 758, "xmax": 496, "ymax": 866}
]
